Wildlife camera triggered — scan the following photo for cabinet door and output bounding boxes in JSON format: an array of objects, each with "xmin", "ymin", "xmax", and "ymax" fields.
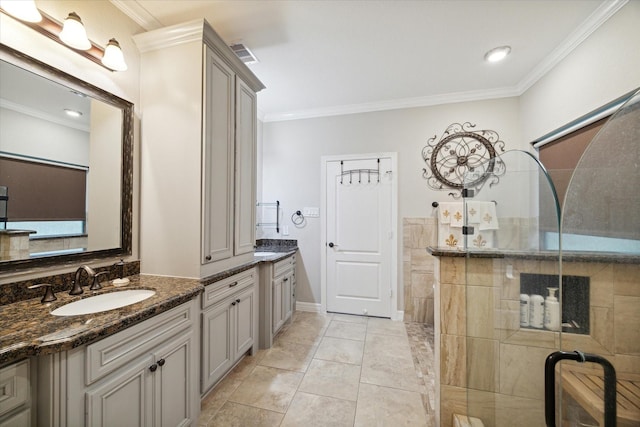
[
  {"xmin": 234, "ymin": 286, "xmax": 256, "ymax": 356},
  {"xmin": 272, "ymin": 277, "xmax": 284, "ymax": 333},
  {"xmin": 283, "ymin": 273, "xmax": 293, "ymax": 323},
  {"xmin": 234, "ymin": 78, "xmax": 257, "ymax": 256},
  {"xmin": 153, "ymin": 331, "xmax": 194, "ymax": 427},
  {"xmin": 201, "ymin": 300, "xmax": 234, "ymax": 392},
  {"xmin": 202, "ymin": 47, "xmax": 235, "ymax": 264},
  {"xmin": 86, "ymin": 358, "xmax": 153, "ymax": 427}
]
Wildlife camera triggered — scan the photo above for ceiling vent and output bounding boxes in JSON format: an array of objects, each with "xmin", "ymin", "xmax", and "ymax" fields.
[{"xmin": 230, "ymin": 43, "xmax": 259, "ymax": 64}]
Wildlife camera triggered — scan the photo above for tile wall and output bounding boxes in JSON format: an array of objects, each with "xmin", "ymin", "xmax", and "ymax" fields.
[
  {"xmin": 435, "ymin": 255, "xmax": 640, "ymax": 427},
  {"xmin": 402, "ymin": 218, "xmax": 437, "ymax": 324}
]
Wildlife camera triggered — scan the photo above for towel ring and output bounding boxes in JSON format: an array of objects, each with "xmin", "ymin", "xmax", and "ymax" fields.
[{"xmin": 291, "ymin": 210, "xmax": 305, "ymax": 226}]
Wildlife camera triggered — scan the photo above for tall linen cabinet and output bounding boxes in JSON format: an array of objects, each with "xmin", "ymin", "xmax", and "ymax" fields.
[{"xmin": 134, "ymin": 20, "xmax": 264, "ymax": 278}]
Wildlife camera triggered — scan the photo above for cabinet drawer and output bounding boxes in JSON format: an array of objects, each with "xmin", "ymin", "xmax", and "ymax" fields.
[
  {"xmin": 273, "ymin": 255, "xmax": 295, "ymax": 278},
  {"xmin": 85, "ymin": 300, "xmax": 196, "ymax": 385},
  {"xmin": 202, "ymin": 267, "xmax": 256, "ymax": 309},
  {"xmin": 0, "ymin": 360, "xmax": 29, "ymax": 418}
]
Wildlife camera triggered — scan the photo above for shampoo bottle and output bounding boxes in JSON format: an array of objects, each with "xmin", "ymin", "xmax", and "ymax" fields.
[
  {"xmin": 544, "ymin": 287, "xmax": 560, "ymax": 331},
  {"xmin": 529, "ymin": 294, "xmax": 544, "ymax": 329},
  {"xmin": 520, "ymin": 294, "xmax": 530, "ymax": 327}
]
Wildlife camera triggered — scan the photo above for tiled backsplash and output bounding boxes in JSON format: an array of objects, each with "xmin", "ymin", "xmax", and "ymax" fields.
[{"xmin": 0, "ymin": 260, "xmax": 140, "ymax": 305}]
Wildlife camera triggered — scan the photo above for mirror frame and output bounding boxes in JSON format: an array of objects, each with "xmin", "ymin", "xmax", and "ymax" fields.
[{"xmin": 0, "ymin": 43, "xmax": 133, "ymax": 272}]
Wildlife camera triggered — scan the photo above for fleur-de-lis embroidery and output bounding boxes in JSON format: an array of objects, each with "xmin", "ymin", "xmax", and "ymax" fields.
[
  {"xmin": 473, "ymin": 234, "xmax": 487, "ymax": 247},
  {"xmin": 446, "ymin": 234, "xmax": 458, "ymax": 247},
  {"xmin": 469, "ymin": 208, "xmax": 477, "ymax": 216},
  {"xmin": 443, "ymin": 209, "xmax": 450, "ymax": 218},
  {"xmin": 454, "ymin": 211, "xmax": 462, "ymax": 222},
  {"xmin": 483, "ymin": 213, "xmax": 493, "ymax": 223}
]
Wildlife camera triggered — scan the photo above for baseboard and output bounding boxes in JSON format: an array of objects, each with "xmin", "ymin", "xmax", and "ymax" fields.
[{"xmin": 295, "ymin": 302, "xmax": 323, "ymax": 313}]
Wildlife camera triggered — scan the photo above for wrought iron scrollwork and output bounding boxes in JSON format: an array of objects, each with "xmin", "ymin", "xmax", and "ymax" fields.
[{"xmin": 422, "ymin": 122, "xmax": 506, "ymax": 197}]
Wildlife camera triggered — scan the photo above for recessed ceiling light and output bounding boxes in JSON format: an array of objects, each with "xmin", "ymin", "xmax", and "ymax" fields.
[
  {"xmin": 484, "ymin": 46, "xmax": 511, "ymax": 63},
  {"xmin": 64, "ymin": 109, "xmax": 83, "ymax": 118}
]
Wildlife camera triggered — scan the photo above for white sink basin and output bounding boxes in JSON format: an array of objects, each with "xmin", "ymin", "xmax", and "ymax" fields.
[
  {"xmin": 51, "ymin": 289, "xmax": 156, "ymax": 316},
  {"xmin": 254, "ymin": 251, "xmax": 279, "ymax": 256}
]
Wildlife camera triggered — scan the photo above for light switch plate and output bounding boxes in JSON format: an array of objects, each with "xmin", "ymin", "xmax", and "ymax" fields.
[{"xmin": 303, "ymin": 207, "xmax": 320, "ymax": 217}]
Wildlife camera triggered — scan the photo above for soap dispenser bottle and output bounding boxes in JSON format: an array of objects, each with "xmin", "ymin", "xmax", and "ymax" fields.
[
  {"xmin": 544, "ymin": 287, "xmax": 560, "ymax": 331},
  {"xmin": 529, "ymin": 294, "xmax": 544, "ymax": 329}
]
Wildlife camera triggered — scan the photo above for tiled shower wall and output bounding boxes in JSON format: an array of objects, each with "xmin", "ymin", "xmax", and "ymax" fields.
[
  {"xmin": 435, "ymin": 256, "xmax": 640, "ymax": 427},
  {"xmin": 403, "ymin": 217, "xmax": 437, "ymax": 324}
]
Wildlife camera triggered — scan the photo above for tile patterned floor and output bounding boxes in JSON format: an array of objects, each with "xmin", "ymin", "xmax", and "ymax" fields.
[{"xmin": 198, "ymin": 311, "xmax": 436, "ymax": 427}]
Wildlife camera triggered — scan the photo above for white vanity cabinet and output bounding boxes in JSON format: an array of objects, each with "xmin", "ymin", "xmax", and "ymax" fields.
[
  {"xmin": 37, "ymin": 299, "xmax": 200, "ymax": 427},
  {"xmin": 259, "ymin": 254, "xmax": 296, "ymax": 348},
  {"xmin": 0, "ymin": 359, "xmax": 31, "ymax": 427},
  {"xmin": 134, "ymin": 19, "xmax": 264, "ymax": 279},
  {"xmin": 201, "ymin": 267, "xmax": 258, "ymax": 394}
]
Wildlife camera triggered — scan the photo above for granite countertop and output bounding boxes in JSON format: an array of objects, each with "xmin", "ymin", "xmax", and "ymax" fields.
[
  {"xmin": 0, "ymin": 247, "xmax": 299, "ymax": 366},
  {"xmin": 0, "ymin": 275, "xmax": 203, "ymax": 366},
  {"xmin": 201, "ymin": 248, "xmax": 298, "ymax": 286},
  {"xmin": 427, "ymin": 246, "xmax": 640, "ymax": 264}
]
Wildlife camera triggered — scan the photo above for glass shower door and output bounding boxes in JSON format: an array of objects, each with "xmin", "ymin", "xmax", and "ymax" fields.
[
  {"xmin": 556, "ymin": 89, "xmax": 640, "ymax": 427},
  {"xmin": 462, "ymin": 149, "xmax": 561, "ymax": 427}
]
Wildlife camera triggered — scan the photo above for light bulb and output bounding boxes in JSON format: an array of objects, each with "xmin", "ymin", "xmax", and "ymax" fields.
[
  {"xmin": 484, "ymin": 46, "xmax": 511, "ymax": 63},
  {"xmin": 101, "ymin": 38, "xmax": 127, "ymax": 71},
  {"xmin": 0, "ymin": 0, "xmax": 42, "ymax": 22},
  {"xmin": 59, "ymin": 12, "xmax": 91, "ymax": 50}
]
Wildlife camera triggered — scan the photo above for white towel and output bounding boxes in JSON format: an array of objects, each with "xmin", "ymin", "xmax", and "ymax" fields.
[
  {"xmin": 466, "ymin": 201, "xmax": 483, "ymax": 224},
  {"xmin": 439, "ymin": 202, "xmax": 464, "ymax": 228},
  {"xmin": 468, "ymin": 229, "xmax": 494, "ymax": 249},
  {"xmin": 438, "ymin": 224, "xmax": 464, "ymax": 249},
  {"xmin": 478, "ymin": 201, "xmax": 499, "ymax": 230}
]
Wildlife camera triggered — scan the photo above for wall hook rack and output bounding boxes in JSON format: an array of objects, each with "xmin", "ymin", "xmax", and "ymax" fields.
[{"xmin": 340, "ymin": 159, "xmax": 381, "ymax": 184}]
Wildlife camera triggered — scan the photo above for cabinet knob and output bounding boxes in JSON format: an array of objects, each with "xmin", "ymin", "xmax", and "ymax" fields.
[
  {"xmin": 149, "ymin": 363, "xmax": 158, "ymax": 372},
  {"xmin": 157, "ymin": 358, "xmax": 165, "ymax": 367},
  {"xmin": 231, "ymin": 301, "xmax": 237, "ymax": 306},
  {"xmin": 205, "ymin": 255, "xmax": 212, "ymax": 261},
  {"xmin": 328, "ymin": 242, "xmax": 336, "ymax": 248},
  {"xmin": 283, "ymin": 278, "xmax": 288, "ymax": 282},
  {"xmin": 236, "ymin": 298, "xmax": 240, "ymax": 303}
]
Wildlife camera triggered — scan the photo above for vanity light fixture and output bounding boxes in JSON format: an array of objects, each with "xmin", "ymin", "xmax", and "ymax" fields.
[
  {"xmin": 0, "ymin": 5, "xmax": 127, "ymax": 72},
  {"xmin": 484, "ymin": 46, "xmax": 511, "ymax": 63},
  {"xmin": 0, "ymin": 0, "xmax": 41, "ymax": 22},
  {"xmin": 59, "ymin": 12, "xmax": 91, "ymax": 50},
  {"xmin": 101, "ymin": 38, "xmax": 127, "ymax": 71}
]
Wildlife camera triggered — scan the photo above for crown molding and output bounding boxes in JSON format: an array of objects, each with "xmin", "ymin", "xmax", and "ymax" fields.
[
  {"xmin": 132, "ymin": 19, "xmax": 204, "ymax": 53},
  {"xmin": 516, "ymin": 0, "xmax": 628, "ymax": 94},
  {"xmin": 262, "ymin": 86, "xmax": 520, "ymax": 122},
  {"xmin": 109, "ymin": 0, "xmax": 163, "ymax": 31}
]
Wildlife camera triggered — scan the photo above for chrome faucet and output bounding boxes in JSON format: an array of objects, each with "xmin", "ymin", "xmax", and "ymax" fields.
[{"xmin": 69, "ymin": 265, "xmax": 96, "ymax": 295}]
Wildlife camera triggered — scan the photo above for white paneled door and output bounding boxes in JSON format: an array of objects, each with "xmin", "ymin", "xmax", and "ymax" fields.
[{"xmin": 323, "ymin": 154, "xmax": 396, "ymax": 318}]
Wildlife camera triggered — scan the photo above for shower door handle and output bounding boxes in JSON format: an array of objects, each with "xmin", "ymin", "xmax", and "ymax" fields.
[{"xmin": 544, "ymin": 350, "xmax": 617, "ymax": 427}]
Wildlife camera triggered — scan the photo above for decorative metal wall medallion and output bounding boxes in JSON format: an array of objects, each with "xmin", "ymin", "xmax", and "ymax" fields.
[{"xmin": 422, "ymin": 122, "xmax": 506, "ymax": 197}]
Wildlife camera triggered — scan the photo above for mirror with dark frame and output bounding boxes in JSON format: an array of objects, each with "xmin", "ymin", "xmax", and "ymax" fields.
[{"xmin": 0, "ymin": 43, "xmax": 133, "ymax": 271}]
